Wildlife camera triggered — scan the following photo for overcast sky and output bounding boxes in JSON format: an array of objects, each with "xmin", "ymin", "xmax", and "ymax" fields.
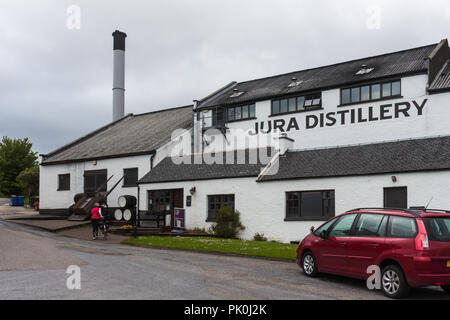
[{"xmin": 1, "ymin": 0, "xmax": 449, "ymax": 155}]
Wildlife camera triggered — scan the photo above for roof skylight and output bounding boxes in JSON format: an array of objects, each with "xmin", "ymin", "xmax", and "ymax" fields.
[
  {"xmin": 230, "ymin": 89, "xmax": 245, "ymax": 98},
  {"xmin": 288, "ymin": 77, "xmax": 303, "ymax": 88},
  {"xmin": 356, "ymin": 64, "xmax": 375, "ymax": 75}
]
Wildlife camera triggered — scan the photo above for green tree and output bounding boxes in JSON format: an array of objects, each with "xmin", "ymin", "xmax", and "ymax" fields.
[
  {"xmin": 17, "ymin": 165, "xmax": 40, "ymax": 197},
  {"xmin": 0, "ymin": 137, "xmax": 38, "ymax": 195},
  {"xmin": 211, "ymin": 205, "xmax": 245, "ymax": 239}
]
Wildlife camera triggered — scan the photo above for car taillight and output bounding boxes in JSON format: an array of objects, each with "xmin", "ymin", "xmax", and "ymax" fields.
[{"xmin": 415, "ymin": 219, "xmax": 429, "ymax": 251}]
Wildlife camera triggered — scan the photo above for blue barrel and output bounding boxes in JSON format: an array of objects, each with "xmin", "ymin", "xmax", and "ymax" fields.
[
  {"xmin": 17, "ymin": 196, "xmax": 24, "ymax": 206},
  {"xmin": 11, "ymin": 196, "xmax": 24, "ymax": 207}
]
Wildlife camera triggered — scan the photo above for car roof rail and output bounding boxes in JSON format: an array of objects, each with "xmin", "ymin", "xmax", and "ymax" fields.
[
  {"xmin": 410, "ymin": 207, "xmax": 450, "ymax": 214},
  {"xmin": 346, "ymin": 207, "xmax": 420, "ymax": 217}
]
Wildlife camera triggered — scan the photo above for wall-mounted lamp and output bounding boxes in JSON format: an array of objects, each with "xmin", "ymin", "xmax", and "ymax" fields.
[
  {"xmin": 190, "ymin": 187, "xmax": 196, "ymax": 195},
  {"xmin": 92, "ymin": 160, "xmax": 97, "ymax": 166},
  {"xmin": 391, "ymin": 176, "xmax": 397, "ymax": 183}
]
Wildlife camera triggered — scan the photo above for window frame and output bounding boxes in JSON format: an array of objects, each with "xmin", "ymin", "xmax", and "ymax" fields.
[
  {"xmin": 284, "ymin": 190, "xmax": 335, "ymax": 221},
  {"xmin": 271, "ymin": 92, "xmax": 322, "ymax": 117},
  {"xmin": 339, "ymin": 79, "xmax": 402, "ymax": 107},
  {"xmin": 206, "ymin": 194, "xmax": 235, "ymax": 222},
  {"xmin": 57, "ymin": 174, "xmax": 70, "ymax": 191},
  {"xmin": 226, "ymin": 103, "xmax": 256, "ymax": 123},
  {"xmin": 386, "ymin": 215, "xmax": 418, "ymax": 239},
  {"xmin": 123, "ymin": 167, "xmax": 139, "ymax": 188},
  {"xmin": 353, "ymin": 213, "xmax": 389, "ymax": 238}
]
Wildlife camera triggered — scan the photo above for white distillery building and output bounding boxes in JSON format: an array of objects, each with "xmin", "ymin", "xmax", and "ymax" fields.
[{"xmin": 40, "ymin": 37, "xmax": 450, "ymax": 243}]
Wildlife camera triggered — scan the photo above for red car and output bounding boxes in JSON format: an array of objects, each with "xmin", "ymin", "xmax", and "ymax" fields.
[{"xmin": 296, "ymin": 208, "xmax": 450, "ymax": 298}]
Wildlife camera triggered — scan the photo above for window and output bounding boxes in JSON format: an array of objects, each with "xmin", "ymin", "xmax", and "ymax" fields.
[
  {"xmin": 361, "ymin": 86, "xmax": 370, "ymax": 101},
  {"xmin": 388, "ymin": 216, "xmax": 417, "ymax": 239},
  {"xmin": 272, "ymin": 93, "xmax": 322, "ymax": 115},
  {"xmin": 212, "ymin": 108, "xmax": 225, "ymax": 126},
  {"xmin": 354, "ymin": 214, "xmax": 388, "ymax": 237},
  {"xmin": 285, "ymin": 190, "xmax": 335, "ymax": 220},
  {"xmin": 207, "ymin": 194, "xmax": 234, "ymax": 221},
  {"xmin": 123, "ymin": 168, "xmax": 138, "ymax": 187},
  {"xmin": 341, "ymin": 89, "xmax": 351, "ymax": 105},
  {"xmin": 371, "ymin": 84, "xmax": 381, "ymax": 100},
  {"xmin": 313, "ymin": 217, "xmax": 338, "ymax": 237},
  {"xmin": 227, "ymin": 104, "xmax": 255, "ymax": 122},
  {"xmin": 84, "ymin": 170, "xmax": 107, "ymax": 193},
  {"xmin": 340, "ymin": 80, "xmax": 401, "ymax": 106},
  {"xmin": 328, "ymin": 214, "xmax": 357, "ymax": 237},
  {"xmin": 382, "ymin": 83, "xmax": 391, "ymax": 97},
  {"xmin": 351, "ymin": 87, "xmax": 360, "ymax": 103},
  {"xmin": 423, "ymin": 218, "xmax": 450, "ymax": 242},
  {"xmin": 58, "ymin": 174, "xmax": 70, "ymax": 191}
]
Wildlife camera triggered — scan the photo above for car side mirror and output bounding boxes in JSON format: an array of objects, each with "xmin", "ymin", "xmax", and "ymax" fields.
[
  {"xmin": 320, "ymin": 230, "xmax": 328, "ymax": 241},
  {"xmin": 310, "ymin": 226, "xmax": 315, "ymax": 233}
]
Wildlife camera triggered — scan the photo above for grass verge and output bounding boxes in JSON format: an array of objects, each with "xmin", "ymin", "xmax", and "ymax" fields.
[{"xmin": 122, "ymin": 236, "xmax": 298, "ymax": 261}]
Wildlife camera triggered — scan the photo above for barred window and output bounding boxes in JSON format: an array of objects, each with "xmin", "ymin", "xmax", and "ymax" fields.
[
  {"xmin": 285, "ymin": 190, "xmax": 335, "ymax": 221},
  {"xmin": 207, "ymin": 194, "xmax": 235, "ymax": 221}
]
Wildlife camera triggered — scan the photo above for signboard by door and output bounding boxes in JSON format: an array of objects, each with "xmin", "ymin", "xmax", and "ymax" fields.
[{"xmin": 174, "ymin": 208, "xmax": 185, "ymax": 229}]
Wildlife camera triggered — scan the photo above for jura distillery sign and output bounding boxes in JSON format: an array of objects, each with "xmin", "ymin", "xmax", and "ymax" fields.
[{"xmin": 249, "ymin": 99, "xmax": 428, "ymax": 135}]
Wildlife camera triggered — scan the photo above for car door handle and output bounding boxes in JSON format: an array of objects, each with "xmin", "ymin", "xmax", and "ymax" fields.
[
  {"xmin": 338, "ymin": 242, "xmax": 347, "ymax": 246},
  {"xmin": 369, "ymin": 243, "xmax": 380, "ymax": 248}
]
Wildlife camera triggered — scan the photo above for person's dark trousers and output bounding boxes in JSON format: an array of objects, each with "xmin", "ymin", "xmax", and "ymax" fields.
[{"xmin": 91, "ymin": 219, "xmax": 99, "ymax": 238}]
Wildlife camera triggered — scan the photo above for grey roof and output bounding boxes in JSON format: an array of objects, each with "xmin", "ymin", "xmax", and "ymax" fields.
[
  {"xmin": 199, "ymin": 44, "xmax": 438, "ymax": 108},
  {"xmin": 429, "ymin": 60, "xmax": 450, "ymax": 92},
  {"xmin": 138, "ymin": 148, "xmax": 274, "ymax": 184},
  {"xmin": 42, "ymin": 105, "xmax": 193, "ymax": 165},
  {"xmin": 259, "ymin": 136, "xmax": 450, "ymax": 182}
]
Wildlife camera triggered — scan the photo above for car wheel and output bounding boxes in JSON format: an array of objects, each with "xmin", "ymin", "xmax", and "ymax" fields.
[
  {"xmin": 381, "ymin": 265, "xmax": 410, "ymax": 299},
  {"xmin": 302, "ymin": 252, "xmax": 319, "ymax": 277},
  {"xmin": 441, "ymin": 285, "xmax": 450, "ymax": 294}
]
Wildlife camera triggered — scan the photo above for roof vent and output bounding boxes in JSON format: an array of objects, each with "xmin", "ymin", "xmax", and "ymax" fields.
[
  {"xmin": 230, "ymin": 89, "xmax": 245, "ymax": 98},
  {"xmin": 356, "ymin": 64, "xmax": 374, "ymax": 75},
  {"xmin": 288, "ymin": 77, "xmax": 303, "ymax": 88}
]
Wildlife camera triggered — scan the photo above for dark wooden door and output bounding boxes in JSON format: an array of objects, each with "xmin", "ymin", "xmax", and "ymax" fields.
[{"xmin": 384, "ymin": 187, "xmax": 407, "ymax": 208}]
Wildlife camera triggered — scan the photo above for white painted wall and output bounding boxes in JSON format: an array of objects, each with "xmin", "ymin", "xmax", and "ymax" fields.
[
  {"xmin": 139, "ymin": 170, "xmax": 450, "ymax": 243},
  {"xmin": 40, "ymin": 154, "xmax": 152, "ymax": 210},
  {"xmin": 195, "ymin": 75, "xmax": 450, "ymax": 153}
]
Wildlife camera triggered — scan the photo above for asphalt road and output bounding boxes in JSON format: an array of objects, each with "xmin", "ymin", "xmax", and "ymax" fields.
[{"xmin": 0, "ymin": 220, "xmax": 448, "ymax": 300}]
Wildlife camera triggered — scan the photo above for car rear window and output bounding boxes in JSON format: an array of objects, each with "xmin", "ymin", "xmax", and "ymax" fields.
[
  {"xmin": 423, "ymin": 217, "xmax": 450, "ymax": 242},
  {"xmin": 388, "ymin": 216, "xmax": 417, "ymax": 238}
]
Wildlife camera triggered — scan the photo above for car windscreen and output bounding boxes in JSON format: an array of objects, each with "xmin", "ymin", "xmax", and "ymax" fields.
[{"xmin": 423, "ymin": 217, "xmax": 450, "ymax": 242}]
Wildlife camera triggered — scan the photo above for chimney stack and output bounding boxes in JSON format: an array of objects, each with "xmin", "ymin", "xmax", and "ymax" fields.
[
  {"xmin": 277, "ymin": 133, "xmax": 294, "ymax": 156},
  {"xmin": 112, "ymin": 30, "xmax": 127, "ymax": 122}
]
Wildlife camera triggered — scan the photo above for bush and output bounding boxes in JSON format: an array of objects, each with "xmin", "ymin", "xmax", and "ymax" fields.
[
  {"xmin": 211, "ymin": 205, "xmax": 245, "ymax": 239},
  {"xmin": 192, "ymin": 227, "xmax": 207, "ymax": 233},
  {"xmin": 253, "ymin": 233, "xmax": 268, "ymax": 242}
]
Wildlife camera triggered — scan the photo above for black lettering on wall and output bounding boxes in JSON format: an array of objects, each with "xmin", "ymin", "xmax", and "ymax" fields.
[
  {"xmin": 395, "ymin": 102, "xmax": 411, "ymax": 118},
  {"xmin": 413, "ymin": 99, "xmax": 428, "ymax": 116},
  {"xmin": 287, "ymin": 117, "xmax": 300, "ymax": 132},
  {"xmin": 380, "ymin": 104, "xmax": 393, "ymax": 120},
  {"xmin": 306, "ymin": 115, "xmax": 318, "ymax": 129}
]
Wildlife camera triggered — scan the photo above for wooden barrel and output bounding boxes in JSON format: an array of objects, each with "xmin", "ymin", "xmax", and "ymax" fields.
[
  {"xmin": 118, "ymin": 195, "xmax": 137, "ymax": 209},
  {"xmin": 73, "ymin": 193, "xmax": 84, "ymax": 203},
  {"xmin": 114, "ymin": 208, "xmax": 123, "ymax": 221},
  {"xmin": 123, "ymin": 209, "xmax": 132, "ymax": 221}
]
